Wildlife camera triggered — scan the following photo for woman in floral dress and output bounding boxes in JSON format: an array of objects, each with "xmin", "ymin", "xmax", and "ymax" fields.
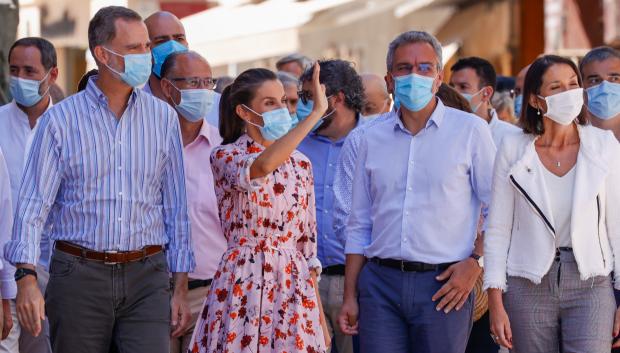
[{"xmin": 190, "ymin": 64, "xmax": 329, "ymax": 353}]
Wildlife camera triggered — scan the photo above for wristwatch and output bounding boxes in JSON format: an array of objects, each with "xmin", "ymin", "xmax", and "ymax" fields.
[
  {"xmin": 469, "ymin": 253, "xmax": 484, "ymax": 268},
  {"xmin": 14, "ymin": 268, "xmax": 37, "ymax": 282}
]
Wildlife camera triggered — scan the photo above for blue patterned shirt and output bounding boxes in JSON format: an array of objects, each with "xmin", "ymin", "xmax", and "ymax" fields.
[{"xmin": 4, "ymin": 77, "xmax": 195, "ymax": 272}]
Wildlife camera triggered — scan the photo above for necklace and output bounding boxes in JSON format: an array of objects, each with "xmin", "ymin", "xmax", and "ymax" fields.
[{"xmin": 556, "ymin": 161, "xmax": 561, "ymax": 167}]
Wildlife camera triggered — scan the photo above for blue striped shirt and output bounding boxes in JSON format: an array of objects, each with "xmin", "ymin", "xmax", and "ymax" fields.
[{"xmin": 4, "ymin": 77, "xmax": 195, "ymax": 272}]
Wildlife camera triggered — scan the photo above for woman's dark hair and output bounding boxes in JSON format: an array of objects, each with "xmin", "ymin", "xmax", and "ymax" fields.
[
  {"xmin": 77, "ymin": 69, "xmax": 99, "ymax": 92},
  {"xmin": 437, "ymin": 83, "xmax": 472, "ymax": 113},
  {"xmin": 520, "ymin": 55, "xmax": 588, "ymax": 135},
  {"xmin": 220, "ymin": 68, "xmax": 278, "ymax": 144}
]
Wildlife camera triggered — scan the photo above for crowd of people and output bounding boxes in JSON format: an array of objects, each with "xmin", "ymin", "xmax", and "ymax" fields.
[{"xmin": 0, "ymin": 4, "xmax": 619, "ymax": 353}]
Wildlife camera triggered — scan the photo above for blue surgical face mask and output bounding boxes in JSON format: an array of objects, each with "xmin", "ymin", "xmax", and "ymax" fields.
[
  {"xmin": 295, "ymin": 97, "xmax": 334, "ymax": 131},
  {"xmin": 514, "ymin": 94, "xmax": 523, "ymax": 118},
  {"xmin": 586, "ymin": 81, "xmax": 620, "ymax": 120},
  {"xmin": 10, "ymin": 71, "xmax": 50, "ymax": 107},
  {"xmin": 394, "ymin": 73, "xmax": 435, "ymax": 112},
  {"xmin": 393, "ymin": 95, "xmax": 400, "ymax": 111},
  {"xmin": 290, "ymin": 112, "xmax": 299, "ymax": 128},
  {"xmin": 169, "ymin": 82, "xmax": 216, "ymax": 122},
  {"xmin": 461, "ymin": 89, "xmax": 484, "ymax": 113},
  {"xmin": 152, "ymin": 40, "xmax": 188, "ymax": 78},
  {"xmin": 243, "ymin": 105, "xmax": 293, "ymax": 141},
  {"xmin": 103, "ymin": 47, "xmax": 152, "ymax": 87}
]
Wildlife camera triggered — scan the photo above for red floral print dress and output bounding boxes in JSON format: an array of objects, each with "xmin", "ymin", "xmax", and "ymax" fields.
[{"xmin": 190, "ymin": 134, "xmax": 326, "ymax": 353}]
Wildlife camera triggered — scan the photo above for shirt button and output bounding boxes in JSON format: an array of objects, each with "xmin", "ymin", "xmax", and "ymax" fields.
[
  {"xmin": 324, "ymin": 210, "xmax": 328, "ymax": 214},
  {"xmin": 118, "ymin": 140, "xmax": 122, "ymax": 145},
  {"xmin": 117, "ymin": 217, "xmax": 122, "ymax": 222},
  {"xmin": 405, "ymin": 211, "xmax": 410, "ymax": 215},
  {"xmin": 404, "ymin": 239, "xmax": 407, "ymax": 243},
  {"xmin": 326, "ymin": 185, "xmax": 331, "ymax": 189},
  {"xmin": 118, "ymin": 192, "xmax": 123, "ymax": 196},
  {"xmin": 408, "ymin": 187, "xmax": 412, "ymax": 191},
  {"xmin": 329, "ymin": 163, "xmax": 333, "ymax": 167},
  {"xmin": 118, "ymin": 166, "xmax": 122, "ymax": 170}
]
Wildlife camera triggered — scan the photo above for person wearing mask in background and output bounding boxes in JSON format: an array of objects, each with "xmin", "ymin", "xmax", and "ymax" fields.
[
  {"xmin": 276, "ymin": 53, "xmax": 312, "ymax": 78},
  {"xmin": 450, "ymin": 57, "xmax": 519, "ymax": 148},
  {"xmin": 485, "ymin": 55, "xmax": 620, "ymax": 353},
  {"xmin": 159, "ymin": 50, "xmax": 227, "ymax": 353},
  {"xmin": 580, "ymin": 46, "xmax": 620, "ymax": 141},
  {"xmin": 338, "ymin": 30, "xmax": 495, "ymax": 353},
  {"xmin": 296, "ymin": 59, "xmax": 364, "ymax": 353},
  {"xmin": 360, "ymin": 73, "xmax": 391, "ymax": 123},
  {"xmin": 513, "ymin": 64, "xmax": 531, "ymax": 118},
  {"xmin": 190, "ymin": 64, "xmax": 330, "ymax": 353},
  {"xmin": 276, "ymin": 71, "xmax": 300, "ymax": 125},
  {"xmin": 143, "ymin": 11, "xmax": 188, "ymax": 99},
  {"xmin": 4, "ymin": 7, "xmax": 194, "ymax": 353},
  {"xmin": 144, "ymin": 11, "xmax": 222, "ymax": 128},
  {"xmin": 0, "ymin": 37, "xmax": 58, "ymax": 353}
]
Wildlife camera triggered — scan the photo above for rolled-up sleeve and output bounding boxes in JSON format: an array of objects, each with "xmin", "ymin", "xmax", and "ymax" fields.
[
  {"xmin": 4, "ymin": 114, "xmax": 63, "ymax": 266},
  {"xmin": 470, "ymin": 124, "xmax": 497, "ymax": 230},
  {"xmin": 483, "ymin": 138, "xmax": 515, "ymax": 291},
  {"xmin": 344, "ymin": 136, "xmax": 372, "ymax": 255},
  {"xmin": 162, "ymin": 114, "xmax": 195, "ymax": 273},
  {"xmin": 333, "ymin": 128, "xmax": 363, "ymax": 247}
]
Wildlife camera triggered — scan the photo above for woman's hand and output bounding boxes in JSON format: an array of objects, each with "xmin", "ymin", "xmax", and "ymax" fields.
[
  {"xmin": 488, "ymin": 289, "xmax": 513, "ymax": 349},
  {"xmin": 309, "ymin": 63, "xmax": 328, "ymax": 116}
]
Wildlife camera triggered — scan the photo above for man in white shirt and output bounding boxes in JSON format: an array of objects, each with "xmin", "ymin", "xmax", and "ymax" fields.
[
  {"xmin": 450, "ymin": 57, "xmax": 519, "ymax": 148},
  {"xmin": 0, "ymin": 37, "xmax": 57, "ymax": 353},
  {"xmin": 143, "ymin": 11, "xmax": 221, "ymax": 128}
]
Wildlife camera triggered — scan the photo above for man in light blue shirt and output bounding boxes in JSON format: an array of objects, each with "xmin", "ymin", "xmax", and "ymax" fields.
[
  {"xmin": 337, "ymin": 31, "xmax": 496, "ymax": 353},
  {"xmin": 297, "ymin": 59, "xmax": 364, "ymax": 353}
]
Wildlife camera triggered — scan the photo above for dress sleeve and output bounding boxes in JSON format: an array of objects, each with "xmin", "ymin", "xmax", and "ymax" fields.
[{"xmin": 210, "ymin": 145, "xmax": 269, "ymax": 193}]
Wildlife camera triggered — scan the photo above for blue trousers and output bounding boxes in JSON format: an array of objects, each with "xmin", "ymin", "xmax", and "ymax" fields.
[{"xmin": 358, "ymin": 262, "xmax": 474, "ymax": 353}]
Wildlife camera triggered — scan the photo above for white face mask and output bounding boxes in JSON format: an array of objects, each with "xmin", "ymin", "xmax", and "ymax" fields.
[{"xmin": 538, "ymin": 88, "xmax": 584, "ymax": 126}]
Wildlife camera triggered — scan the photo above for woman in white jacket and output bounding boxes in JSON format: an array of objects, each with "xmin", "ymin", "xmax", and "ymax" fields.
[{"xmin": 484, "ymin": 54, "xmax": 620, "ymax": 352}]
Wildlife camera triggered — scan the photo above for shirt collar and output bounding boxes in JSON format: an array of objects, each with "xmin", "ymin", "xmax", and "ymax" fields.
[
  {"xmin": 394, "ymin": 97, "xmax": 446, "ymax": 133},
  {"xmin": 11, "ymin": 96, "xmax": 54, "ymax": 126},
  {"xmin": 488, "ymin": 108, "xmax": 499, "ymax": 127},
  {"xmin": 85, "ymin": 75, "xmax": 139, "ymax": 109},
  {"xmin": 309, "ymin": 118, "xmax": 362, "ymax": 145},
  {"xmin": 188, "ymin": 119, "xmax": 216, "ymax": 146}
]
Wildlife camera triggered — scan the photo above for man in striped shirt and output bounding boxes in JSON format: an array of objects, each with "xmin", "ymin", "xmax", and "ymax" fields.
[{"xmin": 4, "ymin": 6, "xmax": 195, "ymax": 353}]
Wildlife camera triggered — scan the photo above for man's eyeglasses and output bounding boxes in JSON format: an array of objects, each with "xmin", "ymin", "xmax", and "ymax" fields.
[{"xmin": 168, "ymin": 77, "xmax": 217, "ymax": 90}]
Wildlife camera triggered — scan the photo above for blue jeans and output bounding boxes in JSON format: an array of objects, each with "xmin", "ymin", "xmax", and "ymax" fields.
[{"xmin": 358, "ymin": 262, "xmax": 473, "ymax": 353}]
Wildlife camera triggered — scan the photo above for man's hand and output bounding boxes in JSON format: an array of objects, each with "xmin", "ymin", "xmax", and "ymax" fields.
[
  {"xmin": 1, "ymin": 299, "xmax": 13, "ymax": 340},
  {"xmin": 170, "ymin": 273, "xmax": 190, "ymax": 338},
  {"xmin": 338, "ymin": 297, "xmax": 359, "ymax": 335},
  {"xmin": 16, "ymin": 272, "xmax": 45, "ymax": 337},
  {"xmin": 431, "ymin": 258, "xmax": 481, "ymax": 313}
]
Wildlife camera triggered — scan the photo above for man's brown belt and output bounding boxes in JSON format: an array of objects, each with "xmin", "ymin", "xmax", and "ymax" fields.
[{"xmin": 55, "ymin": 241, "xmax": 163, "ymax": 265}]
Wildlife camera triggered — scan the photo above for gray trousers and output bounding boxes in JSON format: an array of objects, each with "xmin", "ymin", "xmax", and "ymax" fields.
[
  {"xmin": 504, "ymin": 250, "xmax": 615, "ymax": 353},
  {"xmin": 319, "ymin": 274, "xmax": 353, "ymax": 353},
  {"xmin": 45, "ymin": 250, "xmax": 172, "ymax": 353}
]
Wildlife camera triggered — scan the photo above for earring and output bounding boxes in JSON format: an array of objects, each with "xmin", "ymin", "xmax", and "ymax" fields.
[{"xmin": 537, "ymin": 109, "xmax": 541, "ymax": 115}]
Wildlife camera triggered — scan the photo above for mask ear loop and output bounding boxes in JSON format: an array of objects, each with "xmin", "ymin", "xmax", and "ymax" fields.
[
  {"xmin": 241, "ymin": 104, "xmax": 266, "ymax": 129},
  {"xmin": 38, "ymin": 70, "xmax": 52, "ymax": 98},
  {"xmin": 164, "ymin": 79, "xmax": 183, "ymax": 107}
]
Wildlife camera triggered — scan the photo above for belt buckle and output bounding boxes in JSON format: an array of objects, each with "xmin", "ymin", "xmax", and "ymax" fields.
[
  {"xmin": 103, "ymin": 250, "xmax": 119, "ymax": 265},
  {"xmin": 400, "ymin": 261, "xmax": 405, "ymax": 272}
]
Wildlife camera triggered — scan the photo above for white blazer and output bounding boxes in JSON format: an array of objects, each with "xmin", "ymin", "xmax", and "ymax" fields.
[{"xmin": 483, "ymin": 124, "xmax": 620, "ymax": 291}]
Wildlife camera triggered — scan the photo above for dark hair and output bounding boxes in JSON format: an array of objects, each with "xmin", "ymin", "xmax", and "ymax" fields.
[
  {"xmin": 77, "ymin": 69, "xmax": 99, "ymax": 92},
  {"xmin": 220, "ymin": 68, "xmax": 278, "ymax": 144},
  {"xmin": 451, "ymin": 57, "xmax": 497, "ymax": 91},
  {"xmin": 437, "ymin": 83, "xmax": 472, "ymax": 113},
  {"xmin": 299, "ymin": 59, "xmax": 365, "ymax": 113},
  {"xmin": 580, "ymin": 46, "xmax": 620, "ymax": 73},
  {"xmin": 88, "ymin": 6, "xmax": 142, "ymax": 56},
  {"xmin": 520, "ymin": 55, "xmax": 587, "ymax": 135},
  {"xmin": 9, "ymin": 37, "xmax": 57, "ymax": 70}
]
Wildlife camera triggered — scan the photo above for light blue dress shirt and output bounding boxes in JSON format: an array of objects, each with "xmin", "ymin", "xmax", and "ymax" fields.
[
  {"xmin": 5, "ymin": 77, "xmax": 195, "ymax": 272},
  {"xmin": 298, "ymin": 132, "xmax": 348, "ymax": 267},
  {"xmin": 345, "ymin": 100, "xmax": 496, "ymax": 263}
]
